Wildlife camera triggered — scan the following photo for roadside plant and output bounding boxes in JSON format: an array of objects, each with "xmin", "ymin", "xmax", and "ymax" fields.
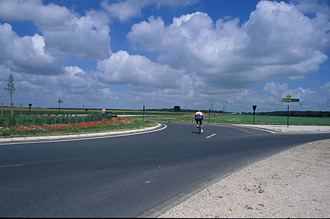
[
  {"xmin": 4, "ymin": 68, "xmax": 16, "ymax": 104},
  {"xmin": 0, "ymin": 117, "xmax": 134, "ymax": 137},
  {"xmin": 245, "ymin": 205, "xmax": 253, "ymax": 210}
]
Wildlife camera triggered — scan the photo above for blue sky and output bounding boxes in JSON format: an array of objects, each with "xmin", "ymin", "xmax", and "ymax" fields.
[{"xmin": 0, "ymin": 0, "xmax": 329, "ymax": 112}]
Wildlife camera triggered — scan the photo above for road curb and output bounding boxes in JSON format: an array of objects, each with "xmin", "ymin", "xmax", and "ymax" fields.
[{"xmin": 0, "ymin": 123, "xmax": 162, "ymax": 144}]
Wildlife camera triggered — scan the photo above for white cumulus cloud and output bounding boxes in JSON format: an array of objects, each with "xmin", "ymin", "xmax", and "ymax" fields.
[
  {"xmin": 0, "ymin": 23, "xmax": 63, "ymax": 75},
  {"xmin": 127, "ymin": 1, "xmax": 330, "ymax": 90},
  {"xmin": 97, "ymin": 50, "xmax": 196, "ymax": 90},
  {"xmin": 101, "ymin": 0, "xmax": 199, "ymax": 22},
  {"xmin": 0, "ymin": 0, "xmax": 111, "ymax": 60}
]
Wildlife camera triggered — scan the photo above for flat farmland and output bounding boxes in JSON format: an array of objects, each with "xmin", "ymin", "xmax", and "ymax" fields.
[{"xmin": 142, "ymin": 113, "xmax": 330, "ymax": 126}]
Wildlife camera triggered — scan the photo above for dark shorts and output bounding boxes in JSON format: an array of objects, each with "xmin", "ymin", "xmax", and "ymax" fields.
[{"xmin": 196, "ymin": 119, "xmax": 202, "ymax": 124}]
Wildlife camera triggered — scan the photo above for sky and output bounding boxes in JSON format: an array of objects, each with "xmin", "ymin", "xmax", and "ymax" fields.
[{"xmin": 0, "ymin": 0, "xmax": 329, "ymax": 112}]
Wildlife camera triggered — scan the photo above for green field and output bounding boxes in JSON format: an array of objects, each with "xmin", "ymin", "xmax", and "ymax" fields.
[
  {"xmin": 141, "ymin": 113, "xmax": 330, "ymax": 126},
  {"xmin": 1, "ymin": 109, "xmax": 329, "ymax": 138}
]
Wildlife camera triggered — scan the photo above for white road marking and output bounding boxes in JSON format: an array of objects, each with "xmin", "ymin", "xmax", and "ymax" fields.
[
  {"xmin": 206, "ymin": 134, "xmax": 216, "ymax": 139},
  {"xmin": 0, "ymin": 124, "xmax": 167, "ymax": 145},
  {"xmin": 246, "ymin": 127, "xmax": 276, "ymax": 134},
  {"xmin": 0, "ymin": 164, "xmax": 21, "ymax": 168}
]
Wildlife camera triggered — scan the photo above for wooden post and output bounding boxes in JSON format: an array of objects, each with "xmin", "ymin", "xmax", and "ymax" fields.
[
  {"xmin": 20, "ymin": 102, "xmax": 22, "ymax": 116},
  {"xmin": 1, "ymin": 102, "xmax": 3, "ymax": 117}
]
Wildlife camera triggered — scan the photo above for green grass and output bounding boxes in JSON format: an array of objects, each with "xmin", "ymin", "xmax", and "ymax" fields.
[
  {"xmin": 1, "ymin": 111, "xmax": 329, "ymax": 138},
  {"xmin": 141, "ymin": 113, "xmax": 330, "ymax": 126},
  {"xmin": 205, "ymin": 114, "xmax": 330, "ymax": 126},
  {"xmin": 0, "ymin": 116, "xmax": 156, "ymax": 138}
]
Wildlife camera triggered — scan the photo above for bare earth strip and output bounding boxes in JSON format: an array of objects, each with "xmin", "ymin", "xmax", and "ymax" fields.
[{"xmin": 159, "ymin": 126, "xmax": 330, "ymax": 218}]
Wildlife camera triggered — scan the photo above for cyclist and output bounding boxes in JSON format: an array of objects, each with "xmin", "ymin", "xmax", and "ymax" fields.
[{"xmin": 195, "ymin": 110, "xmax": 203, "ymax": 133}]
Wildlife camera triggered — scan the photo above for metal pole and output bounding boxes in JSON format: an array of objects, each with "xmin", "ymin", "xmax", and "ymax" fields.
[
  {"xmin": 143, "ymin": 105, "xmax": 145, "ymax": 121},
  {"xmin": 287, "ymin": 105, "xmax": 289, "ymax": 128}
]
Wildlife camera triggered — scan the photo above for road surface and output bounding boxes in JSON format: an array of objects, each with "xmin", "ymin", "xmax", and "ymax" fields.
[{"xmin": 1, "ymin": 122, "xmax": 329, "ymax": 217}]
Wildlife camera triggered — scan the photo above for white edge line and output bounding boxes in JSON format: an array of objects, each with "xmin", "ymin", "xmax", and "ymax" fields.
[
  {"xmin": 0, "ymin": 164, "xmax": 21, "ymax": 168},
  {"xmin": 244, "ymin": 126, "xmax": 276, "ymax": 134},
  {"xmin": 0, "ymin": 124, "xmax": 167, "ymax": 146},
  {"xmin": 206, "ymin": 133, "xmax": 216, "ymax": 139}
]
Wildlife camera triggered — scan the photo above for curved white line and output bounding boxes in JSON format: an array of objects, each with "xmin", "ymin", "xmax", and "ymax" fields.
[{"xmin": 0, "ymin": 124, "xmax": 167, "ymax": 145}]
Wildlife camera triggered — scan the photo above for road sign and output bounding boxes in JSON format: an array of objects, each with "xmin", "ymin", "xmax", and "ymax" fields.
[
  {"xmin": 282, "ymin": 97, "xmax": 301, "ymax": 128},
  {"xmin": 102, "ymin": 108, "xmax": 106, "ymax": 113},
  {"xmin": 282, "ymin": 98, "xmax": 300, "ymax": 102},
  {"xmin": 282, "ymin": 102, "xmax": 301, "ymax": 106}
]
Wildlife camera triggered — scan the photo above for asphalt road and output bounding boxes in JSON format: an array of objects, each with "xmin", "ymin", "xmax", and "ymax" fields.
[{"xmin": 1, "ymin": 122, "xmax": 329, "ymax": 218}]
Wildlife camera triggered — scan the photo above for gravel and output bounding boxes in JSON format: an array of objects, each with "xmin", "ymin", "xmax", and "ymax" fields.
[{"xmin": 158, "ymin": 125, "xmax": 330, "ymax": 218}]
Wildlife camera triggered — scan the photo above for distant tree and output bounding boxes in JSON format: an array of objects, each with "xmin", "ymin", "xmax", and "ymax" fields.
[
  {"xmin": 4, "ymin": 68, "xmax": 16, "ymax": 104},
  {"xmin": 174, "ymin": 106, "xmax": 181, "ymax": 112}
]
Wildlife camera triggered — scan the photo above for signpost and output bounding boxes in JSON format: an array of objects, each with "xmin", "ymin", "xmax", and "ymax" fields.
[
  {"xmin": 252, "ymin": 105, "xmax": 257, "ymax": 125},
  {"xmin": 28, "ymin": 103, "xmax": 32, "ymax": 114},
  {"xmin": 282, "ymin": 95, "xmax": 301, "ymax": 127},
  {"xmin": 58, "ymin": 99, "xmax": 63, "ymax": 114}
]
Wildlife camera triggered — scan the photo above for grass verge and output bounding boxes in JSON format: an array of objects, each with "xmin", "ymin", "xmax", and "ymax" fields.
[{"xmin": 0, "ymin": 117, "xmax": 157, "ymax": 138}]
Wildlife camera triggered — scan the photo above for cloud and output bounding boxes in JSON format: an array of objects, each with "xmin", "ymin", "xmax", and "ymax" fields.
[
  {"xmin": 1, "ymin": 0, "xmax": 329, "ymax": 111},
  {"xmin": 97, "ymin": 50, "xmax": 197, "ymax": 90},
  {"xmin": 101, "ymin": 0, "xmax": 199, "ymax": 22},
  {"xmin": 321, "ymin": 81, "xmax": 330, "ymax": 96},
  {"xmin": 127, "ymin": 1, "xmax": 330, "ymax": 90},
  {"xmin": 7, "ymin": 66, "xmax": 117, "ymax": 108},
  {"xmin": 0, "ymin": 0, "xmax": 74, "ymax": 30},
  {"xmin": 43, "ymin": 10, "xmax": 111, "ymax": 59},
  {"xmin": 0, "ymin": 23, "xmax": 63, "ymax": 75},
  {"xmin": 256, "ymin": 81, "xmax": 327, "ymax": 111},
  {"xmin": 95, "ymin": 50, "xmax": 207, "ymax": 108},
  {"xmin": 0, "ymin": 0, "xmax": 111, "ymax": 60}
]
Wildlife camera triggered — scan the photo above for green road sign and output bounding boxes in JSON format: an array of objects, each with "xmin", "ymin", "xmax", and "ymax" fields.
[
  {"xmin": 282, "ymin": 98, "xmax": 300, "ymax": 102},
  {"xmin": 282, "ymin": 102, "xmax": 301, "ymax": 106}
]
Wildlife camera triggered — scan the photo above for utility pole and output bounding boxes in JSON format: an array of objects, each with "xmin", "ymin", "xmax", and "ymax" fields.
[
  {"xmin": 222, "ymin": 101, "xmax": 227, "ymax": 112},
  {"xmin": 209, "ymin": 100, "xmax": 214, "ymax": 112},
  {"xmin": 209, "ymin": 100, "xmax": 214, "ymax": 122}
]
